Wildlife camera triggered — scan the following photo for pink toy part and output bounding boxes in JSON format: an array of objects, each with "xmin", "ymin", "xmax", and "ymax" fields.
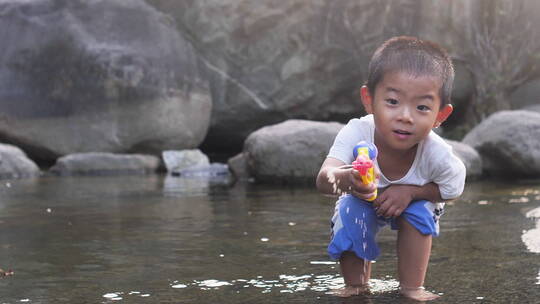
[{"xmin": 352, "ymin": 156, "xmax": 373, "ymax": 176}]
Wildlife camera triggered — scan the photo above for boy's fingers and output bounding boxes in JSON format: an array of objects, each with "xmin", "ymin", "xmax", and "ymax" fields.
[
  {"xmin": 352, "ymin": 190, "xmax": 372, "ymax": 201},
  {"xmin": 378, "ymin": 201, "xmax": 401, "ymax": 218},
  {"xmin": 376, "ymin": 201, "xmax": 389, "ymax": 217},
  {"xmin": 351, "ymin": 188, "xmax": 378, "ymax": 201},
  {"xmin": 387, "ymin": 206, "xmax": 402, "ymax": 218},
  {"xmin": 372, "ymin": 194, "xmax": 384, "ymax": 208},
  {"xmin": 350, "ymin": 178, "xmax": 375, "ymax": 192}
]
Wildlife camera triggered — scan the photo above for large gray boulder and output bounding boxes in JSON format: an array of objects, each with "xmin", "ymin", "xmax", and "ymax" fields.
[
  {"xmin": 0, "ymin": 0, "xmax": 211, "ymax": 161},
  {"xmin": 50, "ymin": 152, "xmax": 160, "ymax": 176},
  {"xmin": 244, "ymin": 120, "xmax": 343, "ymax": 183},
  {"xmin": 463, "ymin": 110, "xmax": 540, "ymax": 177},
  {"xmin": 0, "ymin": 143, "xmax": 40, "ymax": 179},
  {"xmin": 149, "ymin": 0, "xmax": 475, "ymax": 152},
  {"xmin": 446, "ymin": 140, "xmax": 482, "ymax": 179}
]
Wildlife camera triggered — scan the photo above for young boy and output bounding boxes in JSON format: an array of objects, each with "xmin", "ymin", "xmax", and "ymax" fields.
[{"xmin": 316, "ymin": 36, "xmax": 466, "ymax": 301}]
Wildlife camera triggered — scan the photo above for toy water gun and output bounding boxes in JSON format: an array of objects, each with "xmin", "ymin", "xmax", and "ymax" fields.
[{"xmin": 352, "ymin": 141, "xmax": 378, "ymax": 201}]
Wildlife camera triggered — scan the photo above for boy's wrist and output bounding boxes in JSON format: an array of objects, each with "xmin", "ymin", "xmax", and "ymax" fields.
[
  {"xmin": 335, "ymin": 167, "xmax": 353, "ymax": 194},
  {"xmin": 407, "ymin": 185, "xmax": 423, "ymax": 200},
  {"xmin": 324, "ymin": 167, "xmax": 351, "ymax": 195}
]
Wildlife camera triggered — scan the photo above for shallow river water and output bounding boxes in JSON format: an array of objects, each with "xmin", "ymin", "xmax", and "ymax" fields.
[{"xmin": 0, "ymin": 175, "xmax": 539, "ymax": 303}]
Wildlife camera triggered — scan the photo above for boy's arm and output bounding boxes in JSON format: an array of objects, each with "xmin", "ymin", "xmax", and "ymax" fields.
[
  {"xmin": 373, "ymin": 182, "xmax": 451, "ymax": 218},
  {"xmin": 316, "ymin": 157, "xmax": 377, "ymax": 200}
]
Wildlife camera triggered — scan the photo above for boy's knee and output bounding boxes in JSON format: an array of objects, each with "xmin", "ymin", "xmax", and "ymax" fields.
[{"xmin": 396, "ymin": 216, "xmax": 417, "ymax": 232}]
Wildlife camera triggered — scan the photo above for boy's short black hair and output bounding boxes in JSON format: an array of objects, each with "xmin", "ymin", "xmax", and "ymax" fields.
[{"xmin": 366, "ymin": 36, "xmax": 454, "ymax": 106}]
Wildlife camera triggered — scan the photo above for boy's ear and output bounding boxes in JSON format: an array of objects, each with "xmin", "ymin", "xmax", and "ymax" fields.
[
  {"xmin": 434, "ymin": 104, "xmax": 453, "ymax": 127},
  {"xmin": 360, "ymin": 86, "xmax": 373, "ymax": 114}
]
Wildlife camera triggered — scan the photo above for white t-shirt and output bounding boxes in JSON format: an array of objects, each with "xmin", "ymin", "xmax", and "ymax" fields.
[{"xmin": 328, "ymin": 115, "xmax": 466, "ymax": 201}]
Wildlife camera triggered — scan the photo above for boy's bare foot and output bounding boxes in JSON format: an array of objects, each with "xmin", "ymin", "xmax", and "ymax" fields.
[
  {"xmin": 330, "ymin": 285, "xmax": 369, "ymax": 297},
  {"xmin": 400, "ymin": 286, "xmax": 439, "ymax": 301}
]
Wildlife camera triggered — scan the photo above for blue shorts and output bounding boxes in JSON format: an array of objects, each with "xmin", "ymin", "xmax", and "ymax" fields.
[{"xmin": 328, "ymin": 194, "xmax": 443, "ymax": 261}]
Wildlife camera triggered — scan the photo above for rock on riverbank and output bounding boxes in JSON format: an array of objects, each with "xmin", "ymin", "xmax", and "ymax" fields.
[
  {"xmin": 243, "ymin": 120, "xmax": 343, "ymax": 183},
  {"xmin": 50, "ymin": 153, "xmax": 160, "ymax": 176},
  {"xmin": 241, "ymin": 119, "xmax": 481, "ymax": 183},
  {"xmin": 446, "ymin": 140, "xmax": 483, "ymax": 180},
  {"xmin": 0, "ymin": 143, "xmax": 40, "ymax": 179},
  {"xmin": 463, "ymin": 110, "xmax": 540, "ymax": 177},
  {"xmin": 0, "ymin": 0, "xmax": 211, "ymax": 162}
]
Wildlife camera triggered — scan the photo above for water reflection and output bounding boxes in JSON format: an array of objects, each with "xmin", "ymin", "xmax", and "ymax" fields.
[
  {"xmin": 100, "ymin": 272, "xmax": 399, "ymax": 300},
  {"xmin": 522, "ymin": 205, "xmax": 540, "ymax": 286},
  {"xmin": 0, "ymin": 177, "xmax": 539, "ymax": 303},
  {"xmin": 522, "ymin": 206, "xmax": 540, "ymax": 253}
]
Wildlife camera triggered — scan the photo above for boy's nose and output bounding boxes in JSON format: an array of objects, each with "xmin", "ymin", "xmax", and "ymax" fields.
[{"xmin": 398, "ymin": 106, "xmax": 413, "ymax": 123}]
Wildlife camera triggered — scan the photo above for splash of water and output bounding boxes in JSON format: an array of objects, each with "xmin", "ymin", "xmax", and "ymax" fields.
[
  {"xmin": 101, "ymin": 291, "xmax": 150, "ymax": 301},
  {"xmin": 522, "ymin": 206, "xmax": 540, "ymax": 253},
  {"xmin": 309, "ymin": 261, "xmax": 336, "ymax": 265},
  {"xmin": 165, "ymin": 271, "xmax": 399, "ymax": 295},
  {"xmin": 509, "ymin": 197, "xmax": 530, "ymax": 204},
  {"xmin": 522, "ymin": 206, "xmax": 540, "ymax": 287},
  {"xmin": 98, "ymin": 271, "xmax": 399, "ymax": 301},
  {"xmin": 102, "ymin": 292, "xmax": 122, "ymax": 301}
]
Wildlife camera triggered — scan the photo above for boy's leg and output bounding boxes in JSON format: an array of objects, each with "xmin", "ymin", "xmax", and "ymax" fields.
[
  {"xmin": 328, "ymin": 195, "xmax": 382, "ymax": 297},
  {"xmin": 396, "ymin": 217, "xmax": 439, "ymax": 301},
  {"xmin": 336, "ymin": 251, "xmax": 371, "ymax": 296},
  {"xmin": 340, "ymin": 251, "xmax": 372, "ymax": 285}
]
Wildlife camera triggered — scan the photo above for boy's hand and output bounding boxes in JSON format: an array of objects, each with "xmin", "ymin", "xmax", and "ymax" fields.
[
  {"xmin": 348, "ymin": 167, "xmax": 378, "ymax": 201},
  {"xmin": 372, "ymin": 185, "xmax": 414, "ymax": 218}
]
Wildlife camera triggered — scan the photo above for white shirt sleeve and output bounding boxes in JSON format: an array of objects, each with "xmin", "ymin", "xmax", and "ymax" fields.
[
  {"xmin": 327, "ymin": 117, "xmax": 372, "ymax": 164},
  {"xmin": 431, "ymin": 149, "xmax": 467, "ymax": 200}
]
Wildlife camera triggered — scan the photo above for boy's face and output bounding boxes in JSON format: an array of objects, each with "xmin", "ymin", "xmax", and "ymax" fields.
[{"xmin": 361, "ymin": 71, "xmax": 453, "ymax": 153}]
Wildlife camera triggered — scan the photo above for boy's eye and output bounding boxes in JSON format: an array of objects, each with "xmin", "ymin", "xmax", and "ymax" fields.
[
  {"xmin": 385, "ymin": 99, "xmax": 398, "ymax": 105},
  {"xmin": 417, "ymin": 105, "xmax": 431, "ymax": 112}
]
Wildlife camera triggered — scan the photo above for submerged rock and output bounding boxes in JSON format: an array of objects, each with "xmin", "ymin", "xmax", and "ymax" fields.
[
  {"xmin": 162, "ymin": 150, "xmax": 230, "ymax": 180},
  {"xmin": 175, "ymin": 163, "xmax": 229, "ymax": 178},
  {"xmin": 0, "ymin": 143, "xmax": 40, "ymax": 179},
  {"xmin": 50, "ymin": 152, "xmax": 160, "ymax": 176},
  {"xmin": 463, "ymin": 110, "xmax": 540, "ymax": 177},
  {"xmin": 244, "ymin": 119, "xmax": 343, "ymax": 183},
  {"xmin": 162, "ymin": 150, "xmax": 210, "ymax": 174}
]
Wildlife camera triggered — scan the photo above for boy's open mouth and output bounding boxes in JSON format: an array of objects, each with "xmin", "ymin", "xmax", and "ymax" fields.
[{"xmin": 393, "ymin": 129, "xmax": 412, "ymax": 135}]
